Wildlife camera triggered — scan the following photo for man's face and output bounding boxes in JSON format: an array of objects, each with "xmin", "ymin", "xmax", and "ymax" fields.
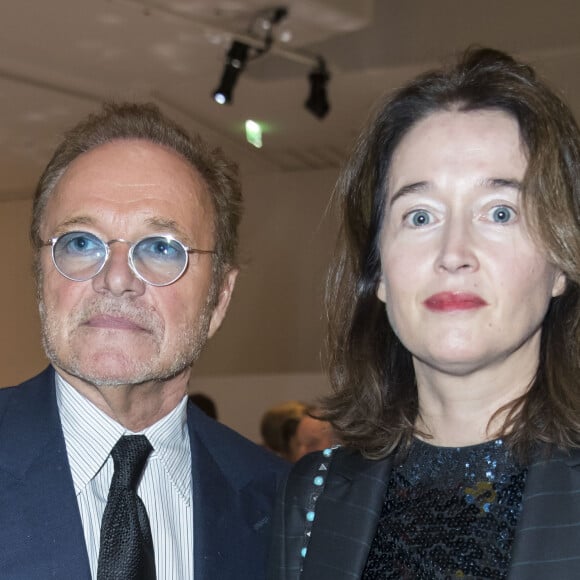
[{"xmin": 39, "ymin": 139, "xmax": 235, "ymax": 388}]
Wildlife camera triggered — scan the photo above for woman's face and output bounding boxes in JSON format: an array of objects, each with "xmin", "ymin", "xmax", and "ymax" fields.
[{"xmin": 376, "ymin": 109, "xmax": 566, "ymax": 380}]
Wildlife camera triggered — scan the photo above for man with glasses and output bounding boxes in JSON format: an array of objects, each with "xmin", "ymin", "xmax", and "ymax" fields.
[{"xmin": 0, "ymin": 102, "xmax": 287, "ymax": 579}]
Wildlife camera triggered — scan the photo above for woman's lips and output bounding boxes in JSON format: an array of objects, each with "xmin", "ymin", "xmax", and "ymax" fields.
[
  {"xmin": 85, "ymin": 315, "xmax": 146, "ymax": 331},
  {"xmin": 423, "ymin": 292, "xmax": 488, "ymax": 312}
]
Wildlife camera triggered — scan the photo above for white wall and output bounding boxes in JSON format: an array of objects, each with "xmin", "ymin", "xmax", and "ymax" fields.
[
  {"xmin": 0, "ymin": 198, "xmax": 47, "ymax": 386},
  {"xmin": 195, "ymin": 167, "xmax": 339, "ymax": 376}
]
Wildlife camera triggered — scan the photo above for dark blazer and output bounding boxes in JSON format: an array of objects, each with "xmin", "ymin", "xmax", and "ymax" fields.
[
  {"xmin": 269, "ymin": 445, "xmax": 580, "ymax": 579},
  {"xmin": 0, "ymin": 367, "xmax": 288, "ymax": 579}
]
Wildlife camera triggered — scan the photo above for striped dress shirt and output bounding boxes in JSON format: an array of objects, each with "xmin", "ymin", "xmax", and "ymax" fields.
[{"xmin": 55, "ymin": 374, "xmax": 194, "ymax": 580}]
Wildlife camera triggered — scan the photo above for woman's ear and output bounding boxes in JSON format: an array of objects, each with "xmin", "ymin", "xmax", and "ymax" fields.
[
  {"xmin": 551, "ymin": 270, "xmax": 567, "ymax": 298},
  {"xmin": 376, "ymin": 275, "xmax": 387, "ymax": 303}
]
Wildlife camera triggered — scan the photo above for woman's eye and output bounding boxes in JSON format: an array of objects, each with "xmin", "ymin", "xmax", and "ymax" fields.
[
  {"xmin": 490, "ymin": 205, "xmax": 515, "ymax": 224},
  {"xmin": 405, "ymin": 209, "xmax": 432, "ymax": 227}
]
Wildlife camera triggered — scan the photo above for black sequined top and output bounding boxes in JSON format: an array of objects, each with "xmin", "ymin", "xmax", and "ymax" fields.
[{"xmin": 362, "ymin": 438, "xmax": 527, "ymax": 579}]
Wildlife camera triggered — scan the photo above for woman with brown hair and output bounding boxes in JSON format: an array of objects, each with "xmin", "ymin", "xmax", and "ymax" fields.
[{"xmin": 269, "ymin": 47, "xmax": 580, "ymax": 579}]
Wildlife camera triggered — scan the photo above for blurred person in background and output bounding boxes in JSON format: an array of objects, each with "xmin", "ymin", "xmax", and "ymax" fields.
[
  {"xmin": 189, "ymin": 392, "xmax": 218, "ymax": 420},
  {"xmin": 261, "ymin": 401, "xmax": 307, "ymax": 461},
  {"xmin": 289, "ymin": 407, "xmax": 337, "ymax": 462}
]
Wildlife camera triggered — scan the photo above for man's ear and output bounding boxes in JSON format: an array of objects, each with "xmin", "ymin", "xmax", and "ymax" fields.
[{"xmin": 208, "ymin": 268, "xmax": 238, "ymax": 338}]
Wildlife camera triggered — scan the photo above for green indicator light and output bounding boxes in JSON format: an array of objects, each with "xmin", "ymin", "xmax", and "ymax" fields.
[{"xmin": 245, "ymin": 119, "xmax": 263, "ymax": 148}]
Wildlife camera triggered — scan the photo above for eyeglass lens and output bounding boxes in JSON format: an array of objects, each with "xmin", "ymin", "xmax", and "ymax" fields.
[{"xmin": 52, "ymin": 231, "xmax": 189, "ymax": 286}]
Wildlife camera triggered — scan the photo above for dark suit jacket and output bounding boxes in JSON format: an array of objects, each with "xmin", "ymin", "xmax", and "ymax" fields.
[
  {"xmin": 269, "ymin": 445, "xmax": 580, "ymax": 579},
  {"xmin": 0, "ymin": 367, "xmax": 288, "ymax": 579}
]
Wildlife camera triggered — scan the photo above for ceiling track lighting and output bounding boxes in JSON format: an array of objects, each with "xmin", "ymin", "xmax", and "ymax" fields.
[
  {"xmin": 211, "ymin": 5, "xmax": 330, "ymax": 119},
  {"xmin": 213, "ymin": 41, "xmax": 250, "ymax": 105},
  {"xmin": 305, "ymin": 58, "xmax": 330, "ymax": 119}
]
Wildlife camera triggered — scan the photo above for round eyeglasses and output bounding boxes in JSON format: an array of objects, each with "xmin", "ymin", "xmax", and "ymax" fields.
[{"xmin": 42, "ymin": 231, "xmax": 216, "ymax": 287}]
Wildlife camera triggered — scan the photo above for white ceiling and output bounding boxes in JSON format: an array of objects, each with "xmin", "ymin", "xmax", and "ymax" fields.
[{"xmin": 1, "ymin": 0, "xmax": 580, "ymax": 202}]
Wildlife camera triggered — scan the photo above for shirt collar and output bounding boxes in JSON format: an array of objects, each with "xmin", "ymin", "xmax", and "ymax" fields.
[
  {"xmin": 56, "ymin": 373, "xmax": 192, "ymax": 505},
  {"xmin": 142, "ymin": 394, "xmax": 191, "ymax": 504}
]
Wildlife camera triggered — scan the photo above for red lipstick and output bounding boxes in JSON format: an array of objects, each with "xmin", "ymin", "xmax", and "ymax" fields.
[{"xmin": 424, "ymin": 292, "xmax": 487, "ymax": 312}]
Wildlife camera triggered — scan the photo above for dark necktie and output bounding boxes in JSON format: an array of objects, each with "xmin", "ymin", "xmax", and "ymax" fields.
[{"xmin": 97, "ymin": 435, "xmax": 156, "ymax": 580}]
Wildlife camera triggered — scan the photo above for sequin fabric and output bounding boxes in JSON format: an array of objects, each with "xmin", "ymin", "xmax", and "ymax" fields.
[{"xmin": 362, "ymin": 438, "xmax": 527, "ymax": 579}]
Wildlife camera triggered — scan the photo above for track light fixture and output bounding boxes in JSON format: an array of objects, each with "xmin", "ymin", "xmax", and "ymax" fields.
[
  {"xmin": 212, "ymin": 41, "xmax": 250, "ymax": 105},
  {"xmin": 305, "ymin": 59, "xmax": 330, "ymax": 119},
  {"xmin": 211, "ymin": 6, "xmax": 331, "ymax": 120}
]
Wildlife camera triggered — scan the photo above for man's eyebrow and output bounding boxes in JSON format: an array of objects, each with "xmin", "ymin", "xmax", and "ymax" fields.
[
  {"xmin": 144, "ymin": 217, "xmax": 192, "ymax": 242},
  {"xmin": 53, "ymin": 216, "xmax": 193, "ymax": 243},
  {"xmin": 52, "ymin": 216, "xmax": 95, "ymax": 233},
  {"xmin": 145, "ymin": 217, "xmax": 179, "ymax": 231}
]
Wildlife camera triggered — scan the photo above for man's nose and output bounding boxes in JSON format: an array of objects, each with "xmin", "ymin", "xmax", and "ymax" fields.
[{"xmin": 91, "ymin": 241, "xmax": 146, "ymax": 297}]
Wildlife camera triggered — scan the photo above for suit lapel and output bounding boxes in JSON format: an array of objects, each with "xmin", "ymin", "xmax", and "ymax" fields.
[
  {"xmin": 509, "ymin": 447, "xmax": 580, "ymax": 579},
  {"xmin": 0, "ymin": 368, "xmax": 91, "ymax": 578},
  {"xmin": 301, "ymin": 449, "xmax": 392, "ymax": 580},
  {"xmin": 188, "ymin": 405, "xmax": 275, "ymax": 580}
]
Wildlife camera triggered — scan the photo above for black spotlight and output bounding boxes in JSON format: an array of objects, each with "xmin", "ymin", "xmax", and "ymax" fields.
[
  {"xmin": 305, "ymin": 59, "xmax": 330, "ymax": 119},
  {"xmin": 213, "ymin": 41, "xmax": 250, "ymax": 105}
]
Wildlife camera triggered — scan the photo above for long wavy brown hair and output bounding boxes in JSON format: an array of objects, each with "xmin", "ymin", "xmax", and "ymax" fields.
[{"xmin": 323, "ymin": 47, "xmax": 580, "ymax": 460}]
